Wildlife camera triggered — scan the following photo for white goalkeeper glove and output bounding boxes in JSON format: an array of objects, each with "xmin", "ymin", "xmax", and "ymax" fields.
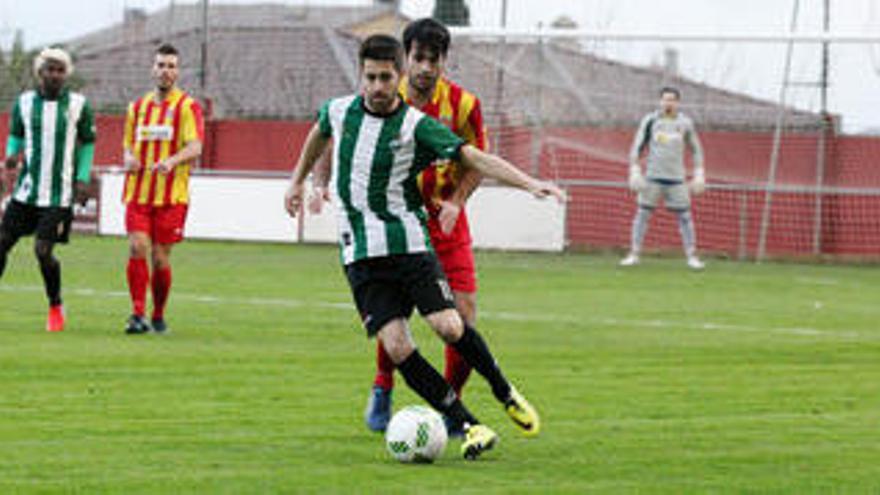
[
  {"xmin": 628, "ymin": 164, "xmax": 646, "ymax": 192},
  {"xmin": 690, "ymin": 168, "xmax": 706, "ymax": 195}
]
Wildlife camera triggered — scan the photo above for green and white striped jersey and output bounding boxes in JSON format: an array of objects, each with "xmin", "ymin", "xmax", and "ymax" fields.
[
  {"xmin": 318, "ymin": 95, "xmax": 465, "ymax": 265},
  {"xmin": 9, "ymin": 89, "xmax": 96, "ymax": 208}
]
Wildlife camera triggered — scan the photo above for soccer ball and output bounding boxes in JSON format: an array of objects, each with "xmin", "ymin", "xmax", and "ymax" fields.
[{"xmin": 384, "ymin": 405, "xmax": 448, "ymax": 463}]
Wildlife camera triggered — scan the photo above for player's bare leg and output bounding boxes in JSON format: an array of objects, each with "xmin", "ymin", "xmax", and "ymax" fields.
[{"xmin": 125, "ymin": 232, "xmax": 152, "ymax": 334}]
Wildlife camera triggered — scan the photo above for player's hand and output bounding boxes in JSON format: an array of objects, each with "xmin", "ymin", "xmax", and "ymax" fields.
[
  {"xmin": 528, "ymin": 180, "xmax": 566, "ymax": 203},
  {"xmin": 628, "ymin": 164, "xmax": 646, "ymax": 192},
  {"xmin": 285, "ymin": 182, "xmax": 305, "ymax": 218},
  {"xmin": 307, "ymin": 185, "xmax": 330, "ymax": 215},
  {"xmin": 690, "ymin": 169, "xmax": 706, "ymax": 195},
  {"xmin": 73, "ymin": 181, "xmax": 90, "ymax": 206},
  {"xmin": 153, "ymin": 160, "xmax": 174, "ymax": 174},
  {"xmin": 438, "ymin": 200, "xmax": 462, "ymax": 235},
  {"xmin": 123, "ymin": 152, "xmax": 141, "ymax": 172},
  {"xmin": 4, "ymin": 155, "xmax": 18, "ymax": 170}
]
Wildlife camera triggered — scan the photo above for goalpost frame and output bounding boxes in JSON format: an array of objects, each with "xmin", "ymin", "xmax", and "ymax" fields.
[{"xmin": 449, "ymin": 27, "xmax": 880, "ymax": 44}]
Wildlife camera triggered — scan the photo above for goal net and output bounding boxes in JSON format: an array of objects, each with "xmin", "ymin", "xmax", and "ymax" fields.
[{"xmin": 444, "ymin": 27, "xmax": 880, "ymax": 260}]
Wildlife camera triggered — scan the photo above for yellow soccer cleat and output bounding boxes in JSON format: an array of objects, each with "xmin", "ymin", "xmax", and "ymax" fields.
[
  {"xmin": 505, "ymin": 387, "xmax": 540, "ymax": 437},
  {"xmin": 461, "ymin": 424, "xmax": 499, "ymax": 460}
]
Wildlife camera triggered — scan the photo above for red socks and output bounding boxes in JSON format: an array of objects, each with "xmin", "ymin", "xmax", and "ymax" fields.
[
  {"xmin": 374, "ymin": 340, "xmax": 395, "ymax": 391},
  {"xmin": 151, "ymin": 267, "xmax": 172, "ymax": 320},
  {"xmin": 444, "ymin": 345, "xmax": 473, "ymax": 397},
  {"xmin": 127, "ymin": 258, "xmax": 149, "ymax": 316},
  {"xmin": 128, "ymin": 259, "xmax": 172, "ymax": 320}
]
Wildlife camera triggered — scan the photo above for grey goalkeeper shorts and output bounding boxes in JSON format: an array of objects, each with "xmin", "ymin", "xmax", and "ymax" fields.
[{"xmin": 638, "ymin": 179, "xmax": 691, "ymax": 211}]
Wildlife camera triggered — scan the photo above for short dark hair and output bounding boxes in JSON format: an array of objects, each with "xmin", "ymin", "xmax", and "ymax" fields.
[
  {"xmin": 660, "ymin": 86, "xmax": 681, "ymax": 99},
  {"xmin": 156, "ymin": 43, "xmax": 179, "ymax": 57},
  {"xmin": 359, "ymin": 34, "xmax": 404, "ymax": 71},
  {"xmin": 403, "ymin": 18, "xmax": 451, "ymax": 57}
]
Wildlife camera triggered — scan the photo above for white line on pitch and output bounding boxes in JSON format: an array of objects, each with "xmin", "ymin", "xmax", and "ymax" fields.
[{"xmin": 0, "ymin": 284, "xmax": 860, "ymax": 339}]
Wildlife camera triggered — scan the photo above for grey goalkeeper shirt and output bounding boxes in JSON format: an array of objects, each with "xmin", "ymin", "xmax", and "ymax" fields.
[{"xmin": 629, "ymin": 110, "xmax": 704, "ymax": 182}]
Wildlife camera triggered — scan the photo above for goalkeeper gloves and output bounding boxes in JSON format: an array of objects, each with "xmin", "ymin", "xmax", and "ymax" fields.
[
  {"xmin": 690, "ymin": 168, "xmax": 706, "ymax": 195},
  {"xmin": 628, "ymin": 164, "xmax": 646, "ymax": 192}
]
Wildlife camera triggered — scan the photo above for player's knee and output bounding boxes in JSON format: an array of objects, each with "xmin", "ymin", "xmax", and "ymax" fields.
[
  {"xmin": 129, "ymin": 239, "xmax": 149, "ymax": 258},
  {"xmin": 151, "ymin": 246, "xmax": 172, "ymax": 269},
  {"xmin": 33, "ymin": 241, "xmax": 54, "ymax": 264},
  {"xmin": 454, "ymin": 293, "xmax": 477, "ymax": 327},
  {"xmin": 376, "ymin": 318, "xmax": 415, "ymax": 364},
  {"xmin": 427, "ymin": 309, "xmax": 464, "ymax": 343}
]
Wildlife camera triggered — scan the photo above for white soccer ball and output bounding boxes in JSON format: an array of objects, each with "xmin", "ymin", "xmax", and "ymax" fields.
[{"xmin": 384, "ymin": 405, "xmax": 448, "ymax": 463}]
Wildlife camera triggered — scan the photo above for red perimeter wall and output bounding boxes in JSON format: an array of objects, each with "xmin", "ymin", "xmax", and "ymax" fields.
[{"xmin": 2, "ymin": 113, "xmax": 878, "ymax": 257}]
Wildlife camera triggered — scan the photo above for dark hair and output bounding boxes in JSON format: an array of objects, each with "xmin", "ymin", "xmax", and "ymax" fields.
[
  {"xmin": 660, "ymin": 86, "xmax": 681, "ymax": 99},
  {"xmin": 403, "ymin": 18, "xmax": 450, "ymax": 56},
  {"xmin": 156, "ymin": 43, "xmax": 179, "ymax": 57},
  {"xmin": 359, "ymin": 34, "xmax": 404, "ymax": 71}
]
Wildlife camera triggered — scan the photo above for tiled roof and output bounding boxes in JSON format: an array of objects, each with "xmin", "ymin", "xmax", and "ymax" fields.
[{"xmin": 66, "ymin": 3, "xmax": 823, "ymax": 129}]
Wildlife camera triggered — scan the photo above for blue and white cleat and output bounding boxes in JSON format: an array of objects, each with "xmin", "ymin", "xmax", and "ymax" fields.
[{"xmin": 364, "ymin": 385, "xmax": 392, "ymax": 432}]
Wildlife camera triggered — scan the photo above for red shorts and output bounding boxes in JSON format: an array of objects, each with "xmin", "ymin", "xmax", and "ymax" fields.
[
  {"xmin": 125, "ymin": 203, "xmax": 189, "ymax": 245},
  {"xmin": 435, "ymin": 243, "xmax": 477, "ymax": 293}
]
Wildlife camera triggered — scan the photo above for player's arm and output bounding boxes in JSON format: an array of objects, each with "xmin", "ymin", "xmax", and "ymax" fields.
[
  {"xmin": 686, "ymin": 120, "xmax": 706, "ymax": 194},
  {"xmin": 627, "ymin": 115, "xmax": 652, "ymax": 191},
  {"xmin": 449, "ymin": 97, "xmax": 488, "ymax": 205},
  {"xmin": 154, "ymin": 98, "xmax": 204, "ymax": 174},
  {"xmin": 307, "ymin": 144, "xmax": 333, "ymax": 214},
  {"xmin": 72, "ymin": 100, "xmax": 97, "ymax": 205},
  {"xmin": 459, "ymin": 145, "xmax": 564, "ymax": 202},
  {"xmin": 437, "ymin": 97, "xmax": 486, "ymax": 233},
  {"xmin": 416, "ymin": 114, "xmax": 564, "ymax": 202},
  {"xmin": 5, "ymin": 97, "xmax": 24, "ymax": 169},
  {"xmin": 285, "ymin": 123, "xmax": 331, "ymax": 218}
]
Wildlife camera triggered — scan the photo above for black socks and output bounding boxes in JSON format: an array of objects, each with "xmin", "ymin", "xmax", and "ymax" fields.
[
  {"xmin": 452, "ymin": 324, "xmax": 512, "ymax": 404},
  {"xmin": 398, "ymin": 350, "xmax": 478, "ymax": 429}
]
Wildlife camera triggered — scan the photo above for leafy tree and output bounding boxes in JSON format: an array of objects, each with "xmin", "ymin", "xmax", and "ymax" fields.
[{"xmin": 433, "ymin": 0, "xmax": 470, "ymax": 26}]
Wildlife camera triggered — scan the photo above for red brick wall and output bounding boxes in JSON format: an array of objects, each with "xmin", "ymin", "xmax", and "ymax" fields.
[{"xmin": 3, "ymin": 112, "xmax": 880, "ymax": 257}]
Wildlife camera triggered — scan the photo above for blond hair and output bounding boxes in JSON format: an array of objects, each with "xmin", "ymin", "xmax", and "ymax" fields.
[{"xmin": 33, "ymin": 47, "xmax": 73, "ymax": 78}]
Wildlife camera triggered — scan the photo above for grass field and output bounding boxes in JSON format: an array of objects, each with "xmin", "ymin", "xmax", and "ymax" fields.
[{"xmin": 1, "ymin": 236, "xmax": 880, "ymax": 493}]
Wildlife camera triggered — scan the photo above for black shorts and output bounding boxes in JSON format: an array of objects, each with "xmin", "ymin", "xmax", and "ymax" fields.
[
  {"xmin": 0, "ymin": 200, "xmax": 73, "ymax": 244},
  {"xmin": 344, "ymin": 253, "xmax": 456, "ymax": 336}
]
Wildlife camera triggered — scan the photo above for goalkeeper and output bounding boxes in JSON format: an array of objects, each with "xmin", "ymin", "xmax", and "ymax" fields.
[{"xmin": 621, "ymin": 86, "xmax": 706, "ymax": 270}]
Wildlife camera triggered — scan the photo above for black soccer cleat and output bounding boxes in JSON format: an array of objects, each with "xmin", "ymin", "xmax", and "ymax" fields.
[
  {"xmin": 150, "ymin": 318, "xmax": 170, "ymax": 335},
  {"xmin": 125, "ymin": 315, "xmax": 151, "ymax": 335}
]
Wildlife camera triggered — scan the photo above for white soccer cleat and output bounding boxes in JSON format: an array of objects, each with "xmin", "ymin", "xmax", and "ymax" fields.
[
  {"xmin": 687, "ymin": 255, "xmax": 705, "ymax": 271},
  {"xmin": 619, "ymin": 253, "xmax": 640, "ymax": 267}
]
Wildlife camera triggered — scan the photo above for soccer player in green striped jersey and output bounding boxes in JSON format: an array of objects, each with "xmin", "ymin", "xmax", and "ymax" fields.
[
  {"xmin": 285, "ymin": 35, "xmax": 564, "ymax": 460},
  {"xmin": 0, "ymin": 48, "xmax": 96, "ymax": 332}
]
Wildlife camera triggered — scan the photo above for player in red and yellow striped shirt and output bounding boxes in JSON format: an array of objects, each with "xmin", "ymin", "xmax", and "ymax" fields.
[
  {"xmin": 364, "ymin": 18, "xmax": 489, "ymax": 435},
  {"xmin": 122, "ymin": 43, "xmax": 204, "ymax": 335}
]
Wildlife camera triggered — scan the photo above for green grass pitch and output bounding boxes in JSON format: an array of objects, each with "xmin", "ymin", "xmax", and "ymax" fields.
[{"xmin": 1, "ymin": 236, "xmax": 879, "ymax": 493}]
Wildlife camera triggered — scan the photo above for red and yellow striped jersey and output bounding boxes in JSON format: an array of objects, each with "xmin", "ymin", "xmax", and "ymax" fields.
[
  {"xmin": 122, "ymin": 88, "xmax": 204, "ymax": 206},
  {"xmin": 401, "ymin": 77, "xmax": 487, "ymax": 248}
]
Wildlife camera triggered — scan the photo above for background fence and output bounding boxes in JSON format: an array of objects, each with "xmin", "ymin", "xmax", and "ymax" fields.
[{"xmin": 2, "ymin": 1, "xmax": 880, "ymax": 259}]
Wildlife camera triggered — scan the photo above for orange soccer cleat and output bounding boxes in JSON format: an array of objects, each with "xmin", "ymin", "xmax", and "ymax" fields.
[{"xmin": 46, "ymin": 304, "xmax": 65, "ymax": 332}]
